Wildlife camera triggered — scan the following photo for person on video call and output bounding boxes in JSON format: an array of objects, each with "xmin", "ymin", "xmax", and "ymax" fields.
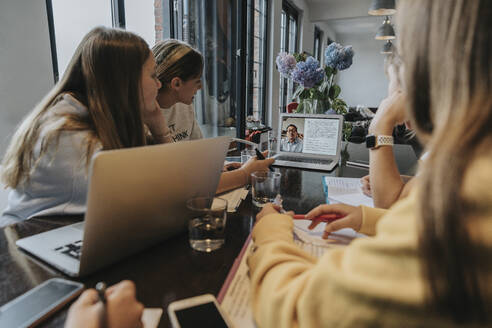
[{"xmin": 280, "ymin": 124, "xmax": 303, "ymax": 152}]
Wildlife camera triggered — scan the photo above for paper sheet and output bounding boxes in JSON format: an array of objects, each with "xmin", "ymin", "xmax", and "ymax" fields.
[
  {"xmin": 142, "ymin": 308, "xmax": 163, "ymax": 328},
  {"xmin": 216, "ymin": 187, "xmax": 249, "ymax": 213},
  {"xmin": 323, "ymin": 177, "xmax": 374, "ymax": 207},
  {"xmin": 219, "ymin": 220, "xmax": 364, "ymax": 328},
  {"xmin": 219, "ymin": 240, "xmax": 257, "ymax": 328}
]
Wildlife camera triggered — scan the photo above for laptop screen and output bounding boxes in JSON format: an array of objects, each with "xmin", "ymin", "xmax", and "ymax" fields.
[{"xmin": 280, "ymin": 116, "xmax": 340, "ymax": 156}]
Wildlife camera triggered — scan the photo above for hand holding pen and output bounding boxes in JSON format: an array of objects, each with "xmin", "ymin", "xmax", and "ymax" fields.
[{"xmin": 254, "ymin": 148, "xmax": 275, "ymax": 172}]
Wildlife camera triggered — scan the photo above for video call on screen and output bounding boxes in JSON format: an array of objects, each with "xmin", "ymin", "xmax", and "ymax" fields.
[{"xmin": 281, "ymin": 118, "xmax": 339, "ymax": 156}]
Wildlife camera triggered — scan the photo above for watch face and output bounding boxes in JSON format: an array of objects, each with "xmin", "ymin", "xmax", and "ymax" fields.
[{"xmin": 366, "ymin": 135, "xmax": 376, "ymax": 148}]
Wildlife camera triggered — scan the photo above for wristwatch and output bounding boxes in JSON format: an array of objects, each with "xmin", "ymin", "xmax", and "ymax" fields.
[{"xmin": 365, "ymin": 134, "xmax": 394, "ymax": 149}]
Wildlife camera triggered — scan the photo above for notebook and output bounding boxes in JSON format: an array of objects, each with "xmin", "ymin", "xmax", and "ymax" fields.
[
  {"xmin": 273, "ymin": 113, "xmax": 344, "ymax": 171},
  {"xmin": 16, "ymin": 136, "xmax": 231, "ymax": 277}
]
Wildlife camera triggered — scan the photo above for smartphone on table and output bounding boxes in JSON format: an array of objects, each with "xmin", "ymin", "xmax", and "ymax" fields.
[
  {"xmin": 0, "ymin": 278, "xmax": 84, "ymax": 328},
  {"xmin": 168, "ymin": 294, "xmax": 233, "ymax": 328}
]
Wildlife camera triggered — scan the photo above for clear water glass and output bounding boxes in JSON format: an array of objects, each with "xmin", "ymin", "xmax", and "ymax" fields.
[
  {"xmin": 186, "ymin": 197, "xmax": 227, "ymax": 252},
  {"xmin": 251, "ymin": 171, "xmax": 282, "ymax": 207},
  {"xmin": 241, "ymin": 149, "xmax": 256, "ymax": 164}
]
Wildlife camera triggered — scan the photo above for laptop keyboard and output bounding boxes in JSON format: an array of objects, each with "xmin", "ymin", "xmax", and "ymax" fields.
[
  {"xmin": 277, "ymin": 156, "xmax": 333, "ymax": 165},
  {"xmin": 54, "ymin": 240, "xmax": 83, "ymax": 260}
]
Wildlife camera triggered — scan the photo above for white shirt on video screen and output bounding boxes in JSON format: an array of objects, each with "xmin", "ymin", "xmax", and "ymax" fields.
[{"xmin": 302, "ymin": 118, "xmax": 339, "ymax": 156}]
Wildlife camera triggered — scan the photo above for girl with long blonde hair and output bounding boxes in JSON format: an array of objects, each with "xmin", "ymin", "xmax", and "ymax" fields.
[{"xmin": 1, "ymin": 27, "xmax": 165, "ymax": 221}]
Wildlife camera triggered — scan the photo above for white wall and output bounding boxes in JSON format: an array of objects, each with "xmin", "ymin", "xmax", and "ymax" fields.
[
  {"xmin": 0, "ymin": 0, "xmax": 54, "ymax": 157},
  {"xmin": 336, "ymin": 33, "xmax": 388, "ymax": 108}
]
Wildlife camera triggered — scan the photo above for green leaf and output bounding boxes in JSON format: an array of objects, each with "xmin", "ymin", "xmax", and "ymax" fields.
[
  {"xmin": 328, "ymin": 85, "xmax": 336, "ymax": 99},
  {"xmin": 333, "ymin": 84, "xmax": 341, "ymax": 98},
  {"xmin": 324, "ymin": 66, "xmax": 333, "ymax": 78},
  {"xmin": 299, "ymin": 88, "xmax": 310, "ymax": 99}
]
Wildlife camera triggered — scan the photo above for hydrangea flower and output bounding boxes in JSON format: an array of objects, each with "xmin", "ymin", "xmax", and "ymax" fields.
[
  {"xmin": 290, "ymin": 56, "xmax": 325, "ymax": 88},
  {"xmin": 324, "ymin": 42, "xmax": 354, "ymax": 71},
  {"xmin": 275, "ymin": 52, "xmax": 297, "ymax": 77}
]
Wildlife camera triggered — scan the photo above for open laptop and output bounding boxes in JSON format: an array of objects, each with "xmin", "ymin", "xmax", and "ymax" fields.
[
  {"xmin": 16, "ymin": 136, "xmax": 231, "ymax": 277},
  {"xmin": 273, "ymin": 113, "xmax": 344, "ymax": 171}
]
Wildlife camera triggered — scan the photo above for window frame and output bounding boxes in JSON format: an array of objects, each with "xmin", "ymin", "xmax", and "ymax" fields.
[
  {"xmin": 314, "ymin": 25, "xmax": 322, "ymax": 62},
  {"xmin": 245, "ymin": 0, "xmax": 270, "ymax": 125},
  {"xmin": 279, "ymin": 0, "xmax": 299, "ymax": 112}
]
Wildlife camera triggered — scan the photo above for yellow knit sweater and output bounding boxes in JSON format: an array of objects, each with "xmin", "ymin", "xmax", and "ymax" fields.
[{"xmin": 248, "ymin": 156, "xmax": 492, "ymax": 328}]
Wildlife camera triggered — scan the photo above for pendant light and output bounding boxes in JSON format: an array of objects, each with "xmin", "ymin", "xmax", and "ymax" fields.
[
  {"xmin": 375, "ymin": 16, "xmax": 396, "ymax": 40},
  {"xmin": 368, "ymin": 0, "xmax": 396, "ymax": 16},
  {"xmin": 381, "ymin": 40, "xmax": 394, "ymax": 54}
]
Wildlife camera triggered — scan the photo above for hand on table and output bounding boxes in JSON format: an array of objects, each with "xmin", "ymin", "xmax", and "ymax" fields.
[
  {"xmin": 65, "ymin": 280, "xmax": 144, "ymax": 328},
  {"xmin": 305, "ymin": 204, "xmax": 362, "ymax": 239}
]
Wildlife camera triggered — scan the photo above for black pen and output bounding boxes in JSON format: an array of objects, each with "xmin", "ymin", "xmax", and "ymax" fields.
[
  {"xmin": 255, "ymin": 148, "xmax": 274, "ymax": 172},
  {"xmin": 96, "ymin": 282, "xmax": 107, "ymax": 328}
]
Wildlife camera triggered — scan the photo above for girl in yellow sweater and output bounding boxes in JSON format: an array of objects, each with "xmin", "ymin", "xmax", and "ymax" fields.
[{"xmin": 248, "ymin": 0, "xmax": 492, "ymax": 327}]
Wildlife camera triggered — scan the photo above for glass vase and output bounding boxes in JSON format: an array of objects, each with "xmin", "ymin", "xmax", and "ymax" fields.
[{"xmin": 297, "ymin": 98, "xmax": 326, "ymax": 114}]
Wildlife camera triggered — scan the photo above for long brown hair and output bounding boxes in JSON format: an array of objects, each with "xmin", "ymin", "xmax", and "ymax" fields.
[
  {"xmin": 1, "ymin": 27, "xmax": 150, "ymax": 188},
  {"xmin": 398, "ymin": 0, "xmax": 492, "ymax": 323}
]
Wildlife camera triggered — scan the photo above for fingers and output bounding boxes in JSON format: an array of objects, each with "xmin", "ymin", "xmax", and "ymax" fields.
[
  {"xmin": 322, "ymin": 217, "xmax": 353, "ymax": 238},
  {"xmin": 305, "ymin": 203, "xmax": 354, "ymax": 220},
  {"xmin": 256, "ymin": 203, "xmax": 280, "ymax": 221},
  {"xmin": 75, "ymin": 289, "xmax": 99, "ymax": 306},
  {"xmin": 106, "ymin": 280, "xmax": 136, "ymax": 298},
  {"xmin": 308, "ymin": 219, "xmax": 322, "ymax": 230}
]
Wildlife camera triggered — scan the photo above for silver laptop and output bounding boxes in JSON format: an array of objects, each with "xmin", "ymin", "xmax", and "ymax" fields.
[
  {"xmin": 273, "ymin": 113, "xmax": 344, "ymax": 171},
  {"xmin": 16, "ymin": 137, "xmax": 231, "ymax": 277}
]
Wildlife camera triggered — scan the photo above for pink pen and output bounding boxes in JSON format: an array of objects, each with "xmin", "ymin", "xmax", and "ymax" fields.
[{"xmin": 292, "ymin": 214, "xmax": 344, "ymax": 222}]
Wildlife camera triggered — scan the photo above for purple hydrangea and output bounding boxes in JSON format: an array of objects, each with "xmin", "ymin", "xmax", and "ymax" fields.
[
  {"xmin": 290, "ymin": 56, "xmax": 325, "ymax": 88},
  {"xmin": 276, "ymin": 52, "xmax": 297, "ymax": 77},
  {"xmin": 324, "ymin": 43, "xmax": 354, "ymax": 71}
]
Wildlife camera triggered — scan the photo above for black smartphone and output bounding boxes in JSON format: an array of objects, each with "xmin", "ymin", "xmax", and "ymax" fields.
[
  {"xmin": 0, "ymin": 278, "xmax": 84, "ymax": 328},
  {"xmin": 168, "ymin": 294, "xmax": 232, "ymax": 328}
]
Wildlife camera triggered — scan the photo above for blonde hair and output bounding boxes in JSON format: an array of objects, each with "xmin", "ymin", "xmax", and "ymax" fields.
[
  {"xmin": 1, "ymin": 27, "xmax": 150, "ymax": 188},
  {"xmin": 152, "ymin": 39, "xmax": 203, "ymax": 90},
  {"xmin": 398, "ymin": 0, "xmax": 492, "ymax": 323}
]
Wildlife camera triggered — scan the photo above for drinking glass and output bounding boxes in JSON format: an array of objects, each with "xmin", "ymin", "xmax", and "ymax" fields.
[
  {"xmin": 186, "ymin": 197, "xmax": 227, "ymax": 252},
  {"xmin": 241, "ymin": 149, "xmax": 256, "ymax": 164},
  {"xmin": 251, "ymin": 171, "xmax": 282, "ymax": 207}
]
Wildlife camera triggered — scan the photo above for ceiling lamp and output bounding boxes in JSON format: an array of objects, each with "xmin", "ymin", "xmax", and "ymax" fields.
[
  {"xmin": 381, "ymin": 40, "xmax": 394, "ymax": 54},
  {"xmin": 368, "ymin": 0, "xmax": 396, "ymax": 16},
  {"xmin": 375, "ymin": 16, "xmax": 396, "ymax": 40}
]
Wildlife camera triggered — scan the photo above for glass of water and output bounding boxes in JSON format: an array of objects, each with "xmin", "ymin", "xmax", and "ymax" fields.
[
  {"xmin": 241, "ymin": 148, "xmax": 256, "ymax": 164},
  {"xmin": 186, "ymin": 197, "xmax": 228, "ymax": 252},
  {"xmin": 251, "ymin": 171, "xmax": 282, "ymax": 207}
]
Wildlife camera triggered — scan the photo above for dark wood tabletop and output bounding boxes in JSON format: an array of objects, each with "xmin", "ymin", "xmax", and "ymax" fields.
[{"xmin": 0, "ymin": 144, "xmax": 416, "ymax": 327}]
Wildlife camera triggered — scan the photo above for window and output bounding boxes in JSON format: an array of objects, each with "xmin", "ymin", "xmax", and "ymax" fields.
[
  {"xmin": 124, "ymin": 0, "xmax": 157, "ymax": 47},
  {"xmin": 279, "ymin": 1, "xmax": 299, "ymax": 112},
  {"xmin": 49, "ymin": 0, "xmax": 112, "ymax": 79},
  {"xmin": 314, "ymin": 26, "xmax": 323, "ymax": 62},
  {"xmin": 48, "ymin": 0, "xmax": 172, "ymax": 81},
  {"xmin": 246, "ymin": 0, "xmax": 269, "ymax": 124},
  {"xmin": 47, "ymin": 0, "xmax": 258, "ymax": 139},
  {"xmin": 175, "ymin": 0, "xmax": 244, "ymax": 138}
]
